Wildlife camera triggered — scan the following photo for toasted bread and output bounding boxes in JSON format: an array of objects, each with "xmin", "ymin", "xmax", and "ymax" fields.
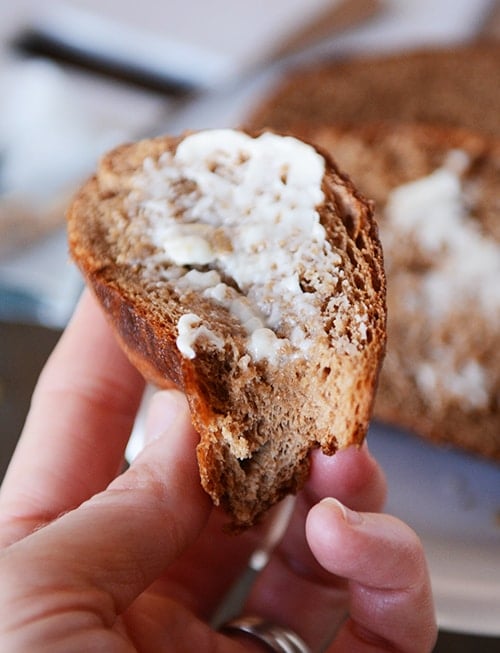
[{"xmin": 67, "ymin": 129, "xmax": 386, "ymax": 529}]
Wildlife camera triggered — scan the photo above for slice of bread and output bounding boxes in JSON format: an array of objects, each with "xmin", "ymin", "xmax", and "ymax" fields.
[
  {"xmin": 248, "ymin": 42, "xmax": 500, "ymax": 138},
  {"xmin": 67, "ymin": 129, "xmax": 386, "ymax": 530},
  {"xmin": 294, "ymin": 123, "xmax": 500, "ymax": 461}
]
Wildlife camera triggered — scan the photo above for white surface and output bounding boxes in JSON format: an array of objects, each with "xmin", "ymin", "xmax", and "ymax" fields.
[
  {"xmin": 7, "ymin": 0, "xmax": 347, "ymax": 87},
  {"xmin": 369, "ymin": 424, "xmax": 500, "ymax": 635}
]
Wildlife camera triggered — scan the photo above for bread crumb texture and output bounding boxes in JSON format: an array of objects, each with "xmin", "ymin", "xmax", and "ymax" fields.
[{"xmin": 67, "ymin": 129, "xmax": 386, "ymax": 528}]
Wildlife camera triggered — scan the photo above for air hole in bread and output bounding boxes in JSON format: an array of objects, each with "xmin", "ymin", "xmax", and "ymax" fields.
[
  {"xmin": 345, "ymin": 242, "xmax": 358, "ymax": 267},
  {"xmin": 355, "ymin": 233, "xmax": 367, "ymax": 250},
  {"xmin": 353, "ymin": 273, "xmax": 366, "ymax": 291}
]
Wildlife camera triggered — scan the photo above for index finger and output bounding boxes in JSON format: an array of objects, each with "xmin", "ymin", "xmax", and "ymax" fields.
[{"xmin": 0, "ymin": 290, "xmax": 145, "ymax": 546}]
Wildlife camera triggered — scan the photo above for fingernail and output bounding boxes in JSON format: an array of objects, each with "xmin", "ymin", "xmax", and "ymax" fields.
[
  {"xmin": 319, "ymin": 497, "xmax": 363, "ymax": 526},
  {"xmin": 145, "ymin": 389, "xmax": 189, "ymax": 442}
]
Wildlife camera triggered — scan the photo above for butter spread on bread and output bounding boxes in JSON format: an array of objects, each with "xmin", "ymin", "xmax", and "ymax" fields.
[
  {"xmin": 67, "ymin": 128, "xmax": 386, "ymax": 529},
  {"xmin": 385, "ymin": 156, "xmax": 500, "ymax": 413}
]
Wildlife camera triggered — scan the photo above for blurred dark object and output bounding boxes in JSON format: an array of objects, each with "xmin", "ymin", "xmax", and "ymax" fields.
[
  {"xmin": 11, "ymin": 1, "xmax": 383, "ymax": 95},
  {"xmin": 0, "ymin": 321, "xmax": 61, "ymax": 479},
  {"xmin": 12, "ymin": 29, "xmax": 195, "ymax": 96},
  {"xmin": 435, "ymin": 630, "xmax": 500, "ymax": 652},
  {"xmin": 481, "ymin": 0, "xmax": 500, "ymax": 38}
]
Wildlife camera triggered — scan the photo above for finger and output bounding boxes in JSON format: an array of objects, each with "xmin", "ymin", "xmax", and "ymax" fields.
[
  {"xmin": 1, "ymin": 390, "xmax": 212, "ymax": 624},
  {"xmin": 258, "ymin": 442, "xmax": 387, "ymax": 586},
  {"xmin": 285, "ymin": 442, "xmax": 388, "ymax": 580},
  {"xmin": 157, "ymin": 500, "xmax": 290, "ymax": 622},
  {"xmin": 136, "ymin": 390, "xmax": 267, "ymax": 620},
  {"xmin": 307, "ymin": 442, "xmax": 387, "ymax": 513},
  {"xmin": 0, "ymin": 290, "xmax": 145, "ymax": 547},
  {"xmin": 120, "ymin": 389, "xmax": 291, "ymax": 624},
  {"xmin": 162, "ymin": 441, "xmax": 387, "ymax": 624},
  {"xmin": 240, "ymin": 443, "xmax": 388, "ymax": 651},
  {"xmin": 308, "ymin": 499, "xmax": 437, "ymax": 653}
]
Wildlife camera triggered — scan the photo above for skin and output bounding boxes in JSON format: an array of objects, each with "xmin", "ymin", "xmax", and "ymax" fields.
[{"xmin": 0, "ymin": 291, "xmax": 437, "ymax": 653}]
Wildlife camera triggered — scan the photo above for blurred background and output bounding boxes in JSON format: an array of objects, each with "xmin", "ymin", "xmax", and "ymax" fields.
[{"xmin": 0, "ymin": 2, "xmax": 499, "ymax": 651}]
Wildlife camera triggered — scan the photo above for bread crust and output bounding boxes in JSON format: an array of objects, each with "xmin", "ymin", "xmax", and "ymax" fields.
[{"xmin": 67, "ymin": 130, "xmax": 387, "ymax": 529}]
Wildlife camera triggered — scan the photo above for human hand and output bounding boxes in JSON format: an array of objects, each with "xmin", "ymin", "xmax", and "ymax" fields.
[{"xmin": 0, "ymin": 291, "xmax": 437, "ymax": 652}]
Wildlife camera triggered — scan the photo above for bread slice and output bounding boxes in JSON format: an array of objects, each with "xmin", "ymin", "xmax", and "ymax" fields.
[
  {"xmin": 247, "ymin": 42, "xmax": 500, "ymax": 138},
  {"xmin": 67, "ymin": 129, "xmax": 386, "ymax": 530},
  {"xmin": 294, "ymin": 123, "xmax": 500, "ymax": 461}
]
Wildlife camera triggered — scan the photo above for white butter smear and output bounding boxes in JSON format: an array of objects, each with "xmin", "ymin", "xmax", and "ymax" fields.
[
  {"xmin": 127, "ymin": 129, "xmax": 360, "ymax": 364},
  {"xmin": 384, "ymin": 152, "xmax": 500, "ymax": 409}
]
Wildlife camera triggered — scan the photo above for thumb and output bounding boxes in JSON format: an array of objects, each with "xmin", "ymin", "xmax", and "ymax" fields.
[{"xmin": 3, "ymin": 389, "xmax": 211, "ymax": 615}]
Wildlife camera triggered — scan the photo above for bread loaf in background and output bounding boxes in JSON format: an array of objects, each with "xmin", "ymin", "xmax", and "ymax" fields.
[
  {"xmin": 67, "ymin": 129, "xmax": 387, "ymax": 529},
  {"xmin": 248, "ymin": 42, "xmax": 500, "ymax": 138},
  {"xmin": 292, "ymin": 123, "xmax": 500, "ymax": 461}
]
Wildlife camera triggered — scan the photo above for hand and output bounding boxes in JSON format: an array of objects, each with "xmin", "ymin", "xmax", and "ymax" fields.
[{"xmin": 0, "ymin": 291, "xmax": 437, "ymax": 652}]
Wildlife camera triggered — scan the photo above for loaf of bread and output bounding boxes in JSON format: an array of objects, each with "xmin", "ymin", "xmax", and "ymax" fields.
[
  {"xmin": 67, "ymin": 129, "xmax": 386, "ymax": 529},
  {"xmin": 294, "ymin": 123, "xmax": 500, "ymax": 461},
  {"xmin": 248, "ymin": 42, "xmax": 500, "ymax": 138}
]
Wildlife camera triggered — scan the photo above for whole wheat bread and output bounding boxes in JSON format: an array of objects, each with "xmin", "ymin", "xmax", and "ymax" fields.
[
  {"xmin": 248, "ymin": 42, "xmax": 500, "ymax": 138},
  {"xmin": 67, "ymin": 129, "xmax": 386, "ymax": 529},
  {"xmin": 295, "ymin": 123, "xmax": 500, "ymax": 461}
]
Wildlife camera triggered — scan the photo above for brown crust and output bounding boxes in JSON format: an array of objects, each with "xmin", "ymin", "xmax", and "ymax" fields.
[{"xmin": 67, "ymin": 129, "xmax": 387, "ymax": 528}]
